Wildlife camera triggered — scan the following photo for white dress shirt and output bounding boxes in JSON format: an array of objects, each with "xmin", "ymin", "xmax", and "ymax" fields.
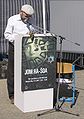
[{"xmin": 4, "ymin": 14, "xmax": 35, "ymax": 42}]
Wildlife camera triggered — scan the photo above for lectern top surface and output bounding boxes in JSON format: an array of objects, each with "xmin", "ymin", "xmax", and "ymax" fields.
[{"xmin": 23, "ymin": 33, "xmax": 55, "ymax": 37}]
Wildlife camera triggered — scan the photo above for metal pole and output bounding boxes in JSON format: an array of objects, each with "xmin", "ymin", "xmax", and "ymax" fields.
[
  {"xmin": 55, "ymin": 38, "xmax": 63, "ymax": 110},
  {"xmin": 43, "ymin": 0, "xmax": 46, "ymax": 34}
]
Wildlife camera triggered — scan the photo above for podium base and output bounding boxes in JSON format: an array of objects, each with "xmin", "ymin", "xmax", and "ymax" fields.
[{"xmin": 14, "ymin": 88, "xmax": 53, "ymax": 113}]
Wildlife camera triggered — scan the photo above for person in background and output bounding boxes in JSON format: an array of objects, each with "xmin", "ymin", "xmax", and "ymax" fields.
[{"xmin": 4, "ymin": 4, "xmax": 35, "ymax": 104}]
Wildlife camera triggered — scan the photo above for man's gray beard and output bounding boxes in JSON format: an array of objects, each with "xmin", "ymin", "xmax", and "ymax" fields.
[
  {"xmin": 23, "ymin": 19, "xmax": 28, "ymax": 24},
  {"xmin": 21, "ymin": 18, "xmax": 28, "ymax": 24}
]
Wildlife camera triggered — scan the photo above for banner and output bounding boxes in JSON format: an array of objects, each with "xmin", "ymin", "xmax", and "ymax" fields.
[{"xmin": 21, "ymin": 35, "xmax": 57, "ymax": 91}]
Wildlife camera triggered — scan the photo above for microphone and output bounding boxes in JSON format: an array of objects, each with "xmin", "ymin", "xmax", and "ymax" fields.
[
  {"xmin": 28, "ymin": 21, "xmax": 44, "ymax": 33},
  {"xmin": 28, "ymin": 21, "xmax": 35, "ymax": 42},
  {"xmin": 75, "ymin": 42, "xmax": 80, "ymax": 46},
  {"xmin": 59, "ymin": 35, "xmax": 66, "ymax": 40}
]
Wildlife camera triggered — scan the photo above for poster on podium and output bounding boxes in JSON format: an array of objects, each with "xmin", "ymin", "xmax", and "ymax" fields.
[{"xmin": 21, "ymin": 34, "xmax": 57, "ymax": 91}]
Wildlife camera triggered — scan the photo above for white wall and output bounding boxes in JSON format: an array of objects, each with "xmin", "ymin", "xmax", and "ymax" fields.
[{"xmin": 50, "ymin": 0, "xmax": 84, "ymax": 53}]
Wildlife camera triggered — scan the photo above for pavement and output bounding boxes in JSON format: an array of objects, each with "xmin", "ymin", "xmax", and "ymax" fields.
[{"xmin": 0, "ymin": 70, "xmax": 84, "ymax": 119}]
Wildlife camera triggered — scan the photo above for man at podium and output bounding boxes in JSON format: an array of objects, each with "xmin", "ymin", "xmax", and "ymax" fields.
[{"xmin": 4, "ymin": 4, "xmax": 35, "ymax": 104}]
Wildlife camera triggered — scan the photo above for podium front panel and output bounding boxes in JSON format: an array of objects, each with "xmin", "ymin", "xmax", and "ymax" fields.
[{"xmin": 21, "ymin": 35, "xmax": 57, "ymax": 91}]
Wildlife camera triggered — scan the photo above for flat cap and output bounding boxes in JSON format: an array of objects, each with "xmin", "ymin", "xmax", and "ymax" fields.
[{"xmin": 21, "ymin": 4, "xmax": 34, "ymax": 15}]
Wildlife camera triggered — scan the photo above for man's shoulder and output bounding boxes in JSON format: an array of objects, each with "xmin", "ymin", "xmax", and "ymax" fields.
[{"xmin": 8, "ymin": 14, "xmax": 20, "ymax": 21}]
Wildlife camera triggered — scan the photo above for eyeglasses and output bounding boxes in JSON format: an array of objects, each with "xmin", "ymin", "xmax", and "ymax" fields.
[{"xmin": 21, "ymin": 11, "xmax": 32, "ymax": 18}]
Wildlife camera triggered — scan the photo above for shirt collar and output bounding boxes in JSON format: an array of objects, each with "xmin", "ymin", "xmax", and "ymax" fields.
[{"xmin": 17, "ymin": 14, "xmax": 22, "ymax": 21}]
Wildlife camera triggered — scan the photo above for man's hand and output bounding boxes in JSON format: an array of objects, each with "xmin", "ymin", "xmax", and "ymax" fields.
[
  {"xmin": 29, "ymin": 32, "xmax": 34, "ymax": 37},
  {"xmin": 29, "ymin": 32, "xmax": 34, "ymax": 42}
]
